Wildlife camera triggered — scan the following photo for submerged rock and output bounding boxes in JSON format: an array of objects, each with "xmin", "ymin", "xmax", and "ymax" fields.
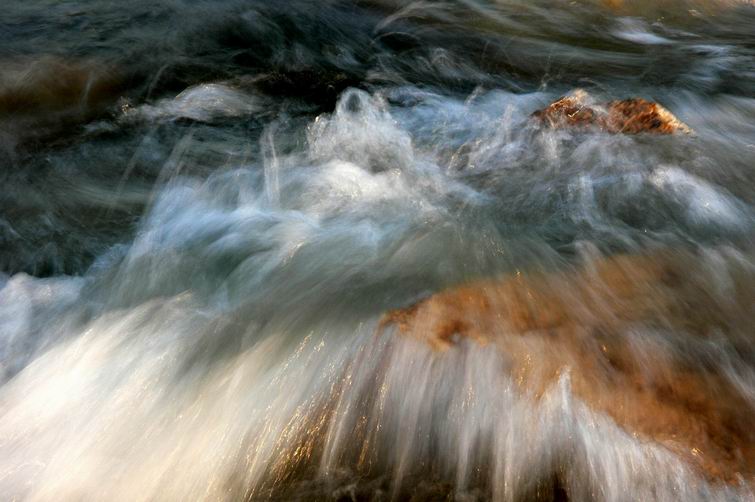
[
  {"xmin": 379, "ymin": 251, "xmax": 754, "ymax": 485},
  {"xmin": 0, "ymin": 57, "xmax": 124, "ymax": 116},
  {"xmin": 532, "ymin": 90, "xmax": 692, "ymax": 134},
  {"xmin": 0, "ymin": 57, "xmax": 129, "ymax": 153}
]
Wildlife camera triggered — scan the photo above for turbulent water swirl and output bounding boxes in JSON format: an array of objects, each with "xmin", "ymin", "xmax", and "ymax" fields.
[{"xmin": 0, "ymin": 0, "xmax": 754, "ymax": 500}]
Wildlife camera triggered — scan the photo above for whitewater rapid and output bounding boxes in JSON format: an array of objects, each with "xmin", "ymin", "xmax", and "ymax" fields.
[
  {"xmin": 0, "ymin": 85, "xmax": 753, "ymax": 500},
  {"xmin": 1, "ymin": 0, "xmax": 754, "ymax": 500}
]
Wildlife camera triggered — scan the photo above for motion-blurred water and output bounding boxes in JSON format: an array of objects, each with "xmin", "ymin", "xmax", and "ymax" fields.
[{"xmin": 0, "ymin": 1, "xmax": 754, "ymax": 500}]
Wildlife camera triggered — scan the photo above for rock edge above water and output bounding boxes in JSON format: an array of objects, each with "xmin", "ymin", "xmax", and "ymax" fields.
[{"xmin": 532, "ymin": 90, "xmax": 692, "ymax": 135}]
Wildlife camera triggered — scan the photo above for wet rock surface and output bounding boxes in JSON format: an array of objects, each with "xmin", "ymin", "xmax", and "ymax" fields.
[
  {"xmin": 381, "ymin": 251, "xmax": 755, "ymax": 485},
  {"xmin": 532, "ymin": 90, "xmax": 692, "ymax": 135}
]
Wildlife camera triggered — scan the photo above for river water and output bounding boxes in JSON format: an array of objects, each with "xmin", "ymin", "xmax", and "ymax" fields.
[{"xmin": 0, "ymin": 1, "xmax": 754, "ymax": 500}]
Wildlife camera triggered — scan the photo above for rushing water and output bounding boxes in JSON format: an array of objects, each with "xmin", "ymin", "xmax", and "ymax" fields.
[{"xmin": 1, "ymin": 1, "xmax": 754, "ymax": 500}]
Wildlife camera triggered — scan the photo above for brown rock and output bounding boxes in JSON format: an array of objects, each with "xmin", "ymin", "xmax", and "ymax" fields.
[
  {"xmin": 379, "ymin": 251, "xmax": 754, "ymax": 484},
  {"xmin": 0, "ymin": 56, "xmax": 128, "ymax": 152},
  {"xmin": 0, "ymin": 57, "xmax": 124, "ymax": 115},
  {"xmin": 532, "ymin": 90, "xmax": 692, "ymax": 134}
]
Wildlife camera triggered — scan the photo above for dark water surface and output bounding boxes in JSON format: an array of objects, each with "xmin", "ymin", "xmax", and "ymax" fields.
[{"xmin": 0, "ymin": 0, "xmax": 754, "ymax": 500}]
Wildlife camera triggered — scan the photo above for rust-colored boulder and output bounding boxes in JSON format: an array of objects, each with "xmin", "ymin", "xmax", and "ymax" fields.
[
  {"xmin": 379, "ymin": 252, "xmax": 754, "ymax": 485},
  {"xmin": 532, "ymin": 90, "xmax": 691, "ymax": 134}
]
